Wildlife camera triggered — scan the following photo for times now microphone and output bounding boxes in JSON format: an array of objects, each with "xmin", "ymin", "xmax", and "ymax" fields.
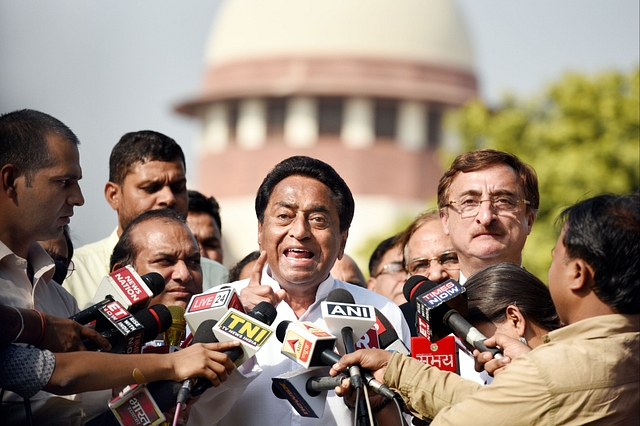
[
  {"xmin": 84, "ymin": 303, "xmax": 172, "ymax": 353},
  {"xmin": 184, "ymin": 284, "xmax": 246, "ymax": 333},
  {"xmin": 408, "ymin": 276, "xmax": 502, "ymax": 359},
  {"xmin": 71, "ymin": 266, "xmax": 165, "ymax": 325}
]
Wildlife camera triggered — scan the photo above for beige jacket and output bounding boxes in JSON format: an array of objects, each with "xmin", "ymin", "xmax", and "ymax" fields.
[{"xmin": 385, "ymin": 314, "xmax": 640, "ymax": 425}]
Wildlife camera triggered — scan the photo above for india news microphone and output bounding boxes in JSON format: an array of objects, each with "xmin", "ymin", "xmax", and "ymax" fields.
[
  {"xmin": 85, "ymin": 301, "xmax": 278, "ymax": 426},
  {"xmin": 70, "ymin": 267, "xmax": 165, "ymax": 325}
]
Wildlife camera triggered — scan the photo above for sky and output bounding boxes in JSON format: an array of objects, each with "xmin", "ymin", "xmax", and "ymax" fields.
[{"xmin": 1, "ymin": 0, "xmax": 638, "ymax": 250}]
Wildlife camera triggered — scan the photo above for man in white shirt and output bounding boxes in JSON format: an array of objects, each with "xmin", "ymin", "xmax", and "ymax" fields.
[
  {"xmin": 0, "ymin": 109, "xmax": 109, "ymax": 425},
  {"xmin": 63, "ymin": 130, "xmax": 227, "ymax": 308},
  {"xmin": 189, "ymin": 155, "xmax": 410, "ymax": 426}
]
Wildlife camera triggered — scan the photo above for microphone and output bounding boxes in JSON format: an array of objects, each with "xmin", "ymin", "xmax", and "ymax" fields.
[
  {"xmin": 83, "ymin": 303, "xmax": 172, "ymax": 353},
  {"xmin": 163, "ymin": 305, "xmax": 186, "ymax": 347},
  {"xmin": 71, "ymin": 267, "xmax": 165, "ymax": 325},
  {"xmin": 272, "ymin": 368, "xmax": 347, "ymax": 418},
  {"xmin": 321, "ymin": 289, "xmax": 376, "ymax": 390},
  {"xmin": 85, "ymin": 380, "xmax": 183, "ymax": 426},
  {"xmin": 188, "ymin": 302, "xmax": 277, "ymax": 399},
  {"xmin": 373, "ymin": 308, "xmax": 410, "ymax": 356},
  {"xmin": 443, "ymin": 310, "xmax": 502, "ymax": 358},
  {"xmin": 409, "ymin": 278, "xmax": 502, "ymax": 359},
  {"xmin": 211, "ymin": 301, "xmax": 277, "ymax": 367},
  {"xmin": 276, "ymin": 320, "xmax": 398, "ymax": 399},
  {"xmin": 88, "ymin": 303, "xmax": 278, "ymax": 426},
  {"xmin": 184, "ymin": 284, "xmax": 246, "ymax": 334},
  {"xmin": 279, "ymin": 320, "xmax": 337, "ymax": 369},
  {"xmin": 321, "ymin": 289, "xmax": 376, "ymax": 355}
]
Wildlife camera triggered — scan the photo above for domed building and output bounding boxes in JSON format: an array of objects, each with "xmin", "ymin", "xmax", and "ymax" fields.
[{"xmin": 176, "ymin": 0, "xmax": 477, "ymax": 266}]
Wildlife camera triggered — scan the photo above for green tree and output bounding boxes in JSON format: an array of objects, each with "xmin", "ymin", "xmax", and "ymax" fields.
[{"xmin": 446, "ymin": 67, "xmax": 639, "ymax": 281}]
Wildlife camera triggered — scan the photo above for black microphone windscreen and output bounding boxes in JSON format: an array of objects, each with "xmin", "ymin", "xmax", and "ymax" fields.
[
  {"xmin": 249, "ymin": 301, "xmax": 277, "ymax": 325},
  {"xmin": 192, "ymin": 319, "xmax": 218, "ymax": 344},
  {"xmin": 402, "ymin": 275, "xmax": 428, "ymax": 303},
  {"xmin": 141, "ymin": 272, "xmax": 166, "ymax": 296},
  {"xmin": 276, "ymin": 320, "xmax": 291, "ymax": 343},
  {"xmin": 272, "ymin": 381, "xmax": 287, "ymax": 399},
  {"xmin": 373, "ymin": 308, "xmax": 398, "ymax": 348},
  {"xmin": 135, "ymin": 304, "xmax": 172, "ymax": 342},
  {"xmin": 326, "ymin": 288, "xmax": 355, "ymax": 304},
  {"xmin": 404, "ymin": 277, "xmax": 440, "ymax": 309}
]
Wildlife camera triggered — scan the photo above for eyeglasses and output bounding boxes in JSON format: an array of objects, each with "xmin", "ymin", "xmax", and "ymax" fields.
[
  {"xmin": 65, "ymin": 259, "xmax": 75, "ymax": 279},
  {"xmin": 446, "ymin": 196, "xmax": 530, "ymax": 219},
  {"xmin": 406, "ymin": 250, "xmax": 460, "ymax": 277},
  {"xmin": 373, "ymin": 261, "xmax": 407, "ymax": 279}
]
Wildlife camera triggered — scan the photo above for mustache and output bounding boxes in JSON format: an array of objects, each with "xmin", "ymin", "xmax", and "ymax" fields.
[{"xmin": 471, "ymin": 223, "xmax": 506, "ymax": 237}]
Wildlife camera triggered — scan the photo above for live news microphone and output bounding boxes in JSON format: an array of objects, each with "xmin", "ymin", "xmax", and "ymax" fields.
[
  {"xmin": 71, "ymin": 267, "xmax": 165, "ymax": 325},
  {"xmin": 83, "ymin": 303, "xmax": 172, "ymax": 353},
  {"xmin": 408, "ymin": 277, "xmax": 502, "ymax": 359},
  {"xmin": 184, "ymin": 284, "xmax": 246, "ymax": 333}
]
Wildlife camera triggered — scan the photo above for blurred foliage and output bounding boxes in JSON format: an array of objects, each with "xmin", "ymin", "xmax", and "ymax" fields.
[{"xmin": 444, "ymin": 67, "xmax": 640, "ymax": 281}]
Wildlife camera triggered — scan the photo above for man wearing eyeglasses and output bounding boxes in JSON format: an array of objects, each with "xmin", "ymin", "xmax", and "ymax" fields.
[
  {"xmin": 397, "ymin": 210, "xmax": 460, "ymax": 283},
  {"xmin": 366, "ymin": 235, "xmax": 406, "ymax": 305},
  {"xmin": 438, "ymin": 149, "xmax": 539, "ymax": 283}
]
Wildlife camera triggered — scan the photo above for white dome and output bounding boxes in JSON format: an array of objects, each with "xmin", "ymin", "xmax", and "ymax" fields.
[{"xmin": 206, "ymin": 0, "xmax": 475, "ymax": 72}]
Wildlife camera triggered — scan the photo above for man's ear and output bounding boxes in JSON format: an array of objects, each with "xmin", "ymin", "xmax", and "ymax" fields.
[
  {"xmin": 257, "ymin": 220, "xmax": 263, "ymax": 247},
  {"xmin": 337, "ymin": 230, "xmax": 349, "ymax": 260},
  {"xmin": 440, "ymin": 209, "xmax": 451, "ymax": 236},
  {"xmin": 366, "ymin": 277, "xmax": 377, "ymax": 292},
  {"xmin": 1, "ymin": 164, "xmax": 20, "ymax": 197},
  {"xmin": 104, "ymin": 181, "xmax": 121, "ymax": 211},
  {"xmin": 525, "ymin": 210, "xmax": 536, "ymax": 235},
  {"xmin": 568, "ymin": 258, "xmax": 595, "ymax": 294}
]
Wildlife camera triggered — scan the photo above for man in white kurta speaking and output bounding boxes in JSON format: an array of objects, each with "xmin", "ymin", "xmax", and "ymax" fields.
[{"xmin": 189, "ymin": 155, "xmax": 410, "ymax": 425}]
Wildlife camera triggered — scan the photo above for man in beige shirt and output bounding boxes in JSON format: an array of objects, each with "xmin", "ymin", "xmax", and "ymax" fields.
[
  {"xmin": 332, "ymin": 193, "xmax": 639, "ymax": 425},
  {"xmin": 63, "ymin": 131, "xmax": 227, "ymax": 308}
]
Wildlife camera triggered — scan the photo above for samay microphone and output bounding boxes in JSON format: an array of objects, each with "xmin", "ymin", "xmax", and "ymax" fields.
[
  {"xmin": 71, "ymin": 267, "xmax": 165, "ymax": 325},
  {"xmin": 410, "ymin": 278, "xmax": 502, "ymax": 359}
]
